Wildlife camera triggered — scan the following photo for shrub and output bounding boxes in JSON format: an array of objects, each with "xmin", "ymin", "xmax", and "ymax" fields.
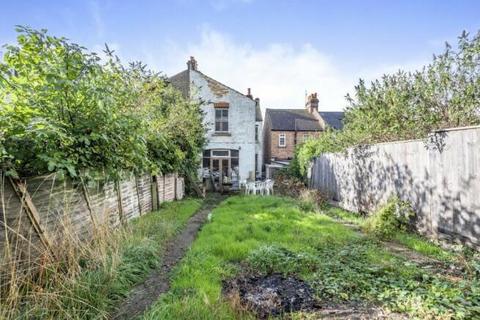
[
  {"xmin": 363, "ymin": 197, "xmax": 415, "ymax": 239},
  {"xmin": 291, "ymin": 30, "xmax": 480, "ymax": 177},
  {"xmin": 274, "ymin": 171, "xmax": 305, "ymax": 198},
  {"xmin": 298, "ymin": 189, "xmax": 328, "ymax": 212},
  {"xmin": 0, "ymin": 27, "xmax": 205, "ymax": 180}
]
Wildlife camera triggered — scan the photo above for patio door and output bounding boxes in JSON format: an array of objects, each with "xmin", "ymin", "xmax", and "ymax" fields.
[{"xmin": 210, "ymin": 158, "xmax": 230, "ymax": 180}]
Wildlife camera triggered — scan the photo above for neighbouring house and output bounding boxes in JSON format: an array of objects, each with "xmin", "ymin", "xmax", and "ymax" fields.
[
  {"xmin": 263, "ymin": 93, "xmax": 344, "ymax": 177},
  {"xmin": 169, "ymin": 57, "xmax": 263, "ymax": 187}
]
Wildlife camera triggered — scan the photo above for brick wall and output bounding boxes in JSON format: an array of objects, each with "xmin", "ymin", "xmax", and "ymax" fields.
[{"xmin": 268, "ymin": 131, "xmax": 322, "ymax": 161}]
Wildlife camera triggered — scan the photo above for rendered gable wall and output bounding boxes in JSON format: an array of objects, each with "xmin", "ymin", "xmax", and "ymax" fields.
[{"xmin": 190, "ymin": 70, "xmax": 260, "ymax": 180}]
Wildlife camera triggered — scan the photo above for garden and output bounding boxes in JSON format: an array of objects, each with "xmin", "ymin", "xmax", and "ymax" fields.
[{"xmin": 140, "ymin": 195, "xmax": 480, "ymax": 319}]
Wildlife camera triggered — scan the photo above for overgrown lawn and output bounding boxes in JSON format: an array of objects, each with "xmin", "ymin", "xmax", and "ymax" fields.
[
  {"xmin": 143, "ymin": 196, "xmax": 479, "ymax": 320},
  {"xmin": 7, "ymin": 198, "xmax": 202, "ymax": 320}
]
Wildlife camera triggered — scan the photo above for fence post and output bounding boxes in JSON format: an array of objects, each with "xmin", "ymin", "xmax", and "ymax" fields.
[
  {"xmin": 174, "ymin": 173, "xmax": 178, "ymax": 200},
  {"xmin": 114, "ymin": 180, "xmax": 126, "ymax": 226},
  {"xmin": 80, "ymin": 176, "xmax": 97, "ymax": 228},
  {"xmin": 135, "ymin": 176, "xmax": 143, "ymax": 216},
  {"xmin": 8, "ymin": 177, "xmax": 56, "ymax": 258},
  {"xmin": 151, "ymin": 175, "xmax": 158, "ymax": 211}
]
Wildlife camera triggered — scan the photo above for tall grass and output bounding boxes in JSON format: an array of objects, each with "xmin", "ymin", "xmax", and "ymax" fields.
[{"xmin": 0, "ymin": 197, "xmax": 202, "ymax": 319}]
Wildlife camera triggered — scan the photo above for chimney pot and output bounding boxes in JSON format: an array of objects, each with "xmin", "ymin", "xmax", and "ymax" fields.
[
  {"xmin": 247, "ymin": 88, "xmax": 252, "ymax": 98},
  {"xmin": 187, "ymin": 56, "xmax": 198, "ymax": 71},
  {"xmin": 306, "ymin": 92, "xmax": 319, "ymax": 114}
]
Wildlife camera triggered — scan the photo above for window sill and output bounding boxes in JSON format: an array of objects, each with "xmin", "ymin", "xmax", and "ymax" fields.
[
  {"xmin": 213, "ymin": 132, "xmax": 232, "ymax": 136},
  {"xmin": 278, "ymin": 145, "xmax": 287, "ymax": 148}
]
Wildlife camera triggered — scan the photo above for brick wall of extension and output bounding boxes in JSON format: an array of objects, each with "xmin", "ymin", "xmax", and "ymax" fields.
[{"xmin": 268, "ymin": 131, "xmax": 322, "ymax": 160}]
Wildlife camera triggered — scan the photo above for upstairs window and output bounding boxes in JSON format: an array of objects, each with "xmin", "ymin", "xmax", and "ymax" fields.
[
  {"xmin": 215, "ymin": 108, "xmax": 229, "ymax": 132},
  {"xmin": 279, "ymin": 133, "xmax": 286, "ymax": 147},
  {"xmin": 255, "ymin": 124, "xmax": 259, "ymax": 141}
]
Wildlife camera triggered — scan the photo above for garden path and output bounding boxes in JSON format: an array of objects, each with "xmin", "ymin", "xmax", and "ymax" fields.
[{"xmin": 112, "ymin": 194, "xmax": 226, "ymax": 319}]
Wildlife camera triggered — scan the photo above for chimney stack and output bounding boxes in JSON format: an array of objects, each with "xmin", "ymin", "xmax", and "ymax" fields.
[
  {"xmin": 255, "ymin": 97, "xmax": 260, "ymax": 106},
  {"xmin": 187, "ymin": 56, "xmax": 198, "ymax": 71},
  {"xmin": 247, "ymin": 88, "xmax": 253, "ymax": 99},
  {"xmin": 306, "ymin": 92, "xmax": 319, "ymax": 114}
]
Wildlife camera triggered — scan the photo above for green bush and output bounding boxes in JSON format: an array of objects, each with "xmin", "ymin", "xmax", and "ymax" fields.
[
  {"xmin": 0, "ymin": 27, "xmax": 205, "ymax": 180},
  {"xmin": 292, "ymin": 30, "xmax": 480, "ymax": 176},
  {"xmin": 363, "ymin": 197, "xmax": 415, "ymax": 239}
]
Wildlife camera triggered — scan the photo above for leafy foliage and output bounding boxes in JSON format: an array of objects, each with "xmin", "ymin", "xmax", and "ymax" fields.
[
  {"xmin": 0, "ymin": 27, "xmax": 205, "ymax": 179},
  {"xmin": 293, "ymin": 30, "xmax": 480, "ymax": 175},
  {"xmin": 363, "ymin": 197, "xmax": 415, "ymax": 239}
]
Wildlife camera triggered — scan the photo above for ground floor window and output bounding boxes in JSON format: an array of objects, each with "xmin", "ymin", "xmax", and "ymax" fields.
[{"xmin": 202, "ymin": 149, "xmax": 240, "ymax": 180}]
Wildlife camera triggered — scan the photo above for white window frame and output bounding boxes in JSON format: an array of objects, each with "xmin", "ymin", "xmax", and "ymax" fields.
[
  {"xmin": 278, "ymin": 133, "xmax": 286, "ymax": 147},
  {"xmin": 303, "ymin": 134, "xmax": 309, "ymax": 142},
  {"xmin": 211, "ymin": 149, "xmax": 230, "ymax": 158}
]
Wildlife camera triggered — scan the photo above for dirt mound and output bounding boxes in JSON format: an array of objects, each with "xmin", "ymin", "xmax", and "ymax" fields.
[{"xmin": 223, "ymin": 274, "xmax": 318, "ymax": 318}]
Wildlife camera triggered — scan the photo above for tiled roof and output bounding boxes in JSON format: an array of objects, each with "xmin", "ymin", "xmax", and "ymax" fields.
[
  {"xmin": 266, "ymin": 108, "xmax": 344, "ymax": 131},
  {"xmin": 266, "ymin": 109, "xmax": 322, "ymax": 131},
  {"xmin": 319, "ymin": 112, "xmax": 345, "ymax": 130},
  {"xmin": 168, "ymin": 69, "xmax": 190, "ymax": 98}
]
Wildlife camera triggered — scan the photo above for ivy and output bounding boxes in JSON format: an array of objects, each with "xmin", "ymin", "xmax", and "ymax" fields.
[{"xmin": 0, "ymin": 27, "xmax": 205, "ymax": 180}]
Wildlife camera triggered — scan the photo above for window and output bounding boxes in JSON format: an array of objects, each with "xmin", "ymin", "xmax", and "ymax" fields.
[
  {"xmin": 211, "ymin": 150, "xmax": 229, "ymax": 157},
  {"xmin": 202, "ymin": 150, "xmax": 210, "ymax": 168},
  {"xmin": 278, "ymin": 133, "xmax": 286, "ymax": 147},
  {"xmin": 202, "ymin": 149, "xmax": 240, "ymax": 170},
  {"xmin": 255, "ymin": 153, "xmax": 258, "ymax": 174},
  {"xmin": 215, "ymin": 108, "xmax": 229, "ymax": 132},
  {"xmin": 303, "ymin": 134, "xmax": 309, "ymax": 142},
  {"xmin": 231, "ymin": 150, "xmax": 239, "ymax": 169},
  {"xmin": 255, "ymin": 124, "xmax": 259, "ymax": 141}
]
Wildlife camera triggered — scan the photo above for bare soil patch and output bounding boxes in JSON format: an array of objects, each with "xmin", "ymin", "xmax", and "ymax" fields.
[
  {"xmin": 223, "ymin": 273, "xmax": 318, "ymax": 318},
  {"xmin": 223, "ymin": 273, "xmax": 407, "ymax": 319},
  {"xmin": 111, "ymin": 194, "xmax": 226, "ymax": 319}
]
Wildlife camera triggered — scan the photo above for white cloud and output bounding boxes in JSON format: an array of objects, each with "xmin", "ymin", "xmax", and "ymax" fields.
[
  {"xmin": 89, "ymin": 0, "xmax": 105, "ymax": 38},
  {"xmin": 147, "ymin": 27, "xmax": 430, "ymax": 113}
]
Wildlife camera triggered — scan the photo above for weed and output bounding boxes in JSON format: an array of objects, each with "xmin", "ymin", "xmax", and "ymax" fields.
[
  {"xmin": 1, "ymin": 198, "xmax": 202, "ymax": 319},
  {"xmin": 363, "ymin": 197, "xmax": 415, "ymax": 239}
]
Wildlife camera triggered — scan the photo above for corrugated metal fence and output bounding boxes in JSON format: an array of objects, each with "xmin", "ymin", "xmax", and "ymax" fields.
[{"xmin": 310, "ymin": 126, "xmax": 480, "ymax": 246}]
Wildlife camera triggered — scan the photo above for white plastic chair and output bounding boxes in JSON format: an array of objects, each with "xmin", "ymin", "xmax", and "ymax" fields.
[{"xmin": 265, "ymin": 179, "xmax": 274, "ymax": 195}]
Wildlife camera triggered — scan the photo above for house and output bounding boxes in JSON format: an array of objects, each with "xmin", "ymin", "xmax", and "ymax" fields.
[
  {"xmin": 169, "ymin": 57, "xmax": 263, "ymax": 185},
  {"xmin": 263, "ymin": 93, "xmax": 344, "ymax": 176}
]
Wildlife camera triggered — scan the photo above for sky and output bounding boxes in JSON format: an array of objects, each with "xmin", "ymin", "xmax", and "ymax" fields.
[{"xmin": 1, "ymin": 0, "xmax": 480, "ymax": 111}]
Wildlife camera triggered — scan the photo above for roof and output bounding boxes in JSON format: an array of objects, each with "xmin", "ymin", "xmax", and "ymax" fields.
[
  {"xmin": 169, "ymin": 68, "xmax": 262, "ymax": 121},
  {"xmin": 266, "ymin": 108, "xmax": 344, "ymax": 131},
  {"xmin": 319, "ymin": 112, "xmax": 345, "ymax": 130},
  {"xmin": 265, "ymin": 109, "xmax": 322, "ymax": 131},
  {"xmin": 168, "ymin": 69, "xmax": 190, "ymax": 98}
]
